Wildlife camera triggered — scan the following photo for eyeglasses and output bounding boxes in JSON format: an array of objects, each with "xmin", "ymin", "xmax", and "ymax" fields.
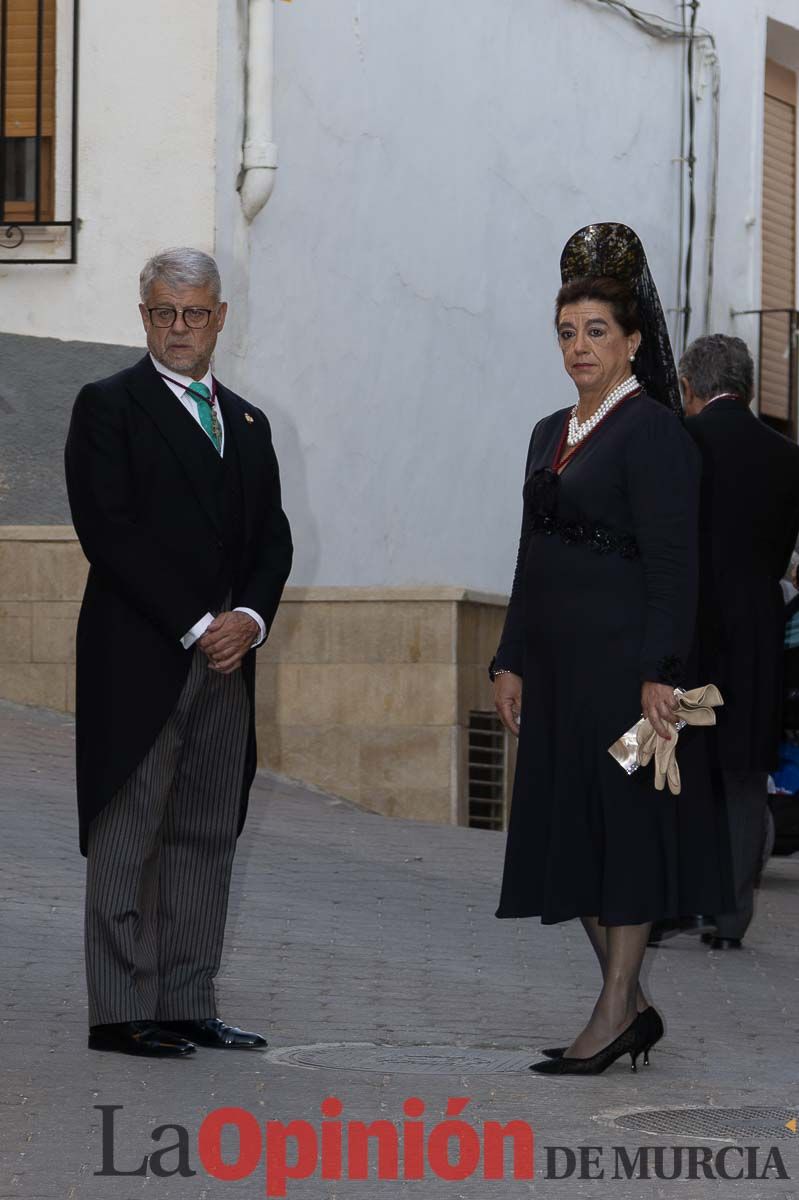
[{"xmin": 147, "ymin": 306, "xmax": 215, "ymax": 329}]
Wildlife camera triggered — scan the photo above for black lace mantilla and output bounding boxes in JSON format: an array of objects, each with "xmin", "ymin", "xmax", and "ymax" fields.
[
  {"xmin": 560, "ymin": 223, "xmax": 683, "ymax": 418},
  {"xmin": 531, "ymin": 512, "xmax": 640, "ymax": 559}
]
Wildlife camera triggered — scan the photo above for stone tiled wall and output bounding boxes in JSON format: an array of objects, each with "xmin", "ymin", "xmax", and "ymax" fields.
[
  {"xmin": 0, "ymin": 529, "xmax": 510, "ymax": 825},
  {"xmin": 0, "ymin": 528, "xmax": 86, "ymax": 711},
  {"xmin": 257, "ymin": 590, "xmax": 508, "ymax": 823}
]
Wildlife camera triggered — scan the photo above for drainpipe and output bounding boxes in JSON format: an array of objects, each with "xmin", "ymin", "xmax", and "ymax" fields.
[{"xmin": 240, "ymin": 0, "xmax": 278, "ymax": 222}]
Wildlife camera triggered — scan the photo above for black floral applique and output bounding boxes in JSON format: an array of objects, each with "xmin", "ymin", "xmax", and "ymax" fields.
[
  {"xmin": 524, "ymin": 464, "xmax": 640, "ymax": 560},
  {"xmin": 530, "ymin": 513, "xmax": 640, "ymax": 560},
  {"xmin": 524, "ymin": 467, "xmax": 559, "ymax": 518}
]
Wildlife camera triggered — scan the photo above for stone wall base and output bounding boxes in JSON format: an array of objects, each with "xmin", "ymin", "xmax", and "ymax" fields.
[{"xmin": 0, "ymin": 529, "xmax": 513, "ymax": 825}]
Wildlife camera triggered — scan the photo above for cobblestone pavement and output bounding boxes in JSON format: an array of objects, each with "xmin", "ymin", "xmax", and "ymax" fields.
[{"xmin": 1, "ymin": 699, "xmax": 798, "ymax": 1200}]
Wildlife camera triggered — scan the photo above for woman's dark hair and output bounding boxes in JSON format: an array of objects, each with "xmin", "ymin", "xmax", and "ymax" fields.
[{"xmin": 555, "ymin": 275, "xmax": 641, "ymax": 336}]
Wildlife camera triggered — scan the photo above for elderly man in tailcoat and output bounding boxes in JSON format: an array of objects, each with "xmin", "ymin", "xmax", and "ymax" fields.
[{"xmin": 65, "ymin": 248, "xmax": 292, "ymax": 1056}]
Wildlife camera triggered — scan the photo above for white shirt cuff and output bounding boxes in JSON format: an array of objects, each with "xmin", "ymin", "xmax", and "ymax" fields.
[
  {"xmin": 181, "ymin": 612, "xmax": 215, "ymax": 650},
  {"xmin": 235, "ymin": 607, "xmax": 266, "ymax": 647}
]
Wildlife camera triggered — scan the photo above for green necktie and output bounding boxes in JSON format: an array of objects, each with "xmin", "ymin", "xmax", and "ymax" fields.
[{"xmin": 185, "ymin": 381, "xmax": 222, "ymax": 453}]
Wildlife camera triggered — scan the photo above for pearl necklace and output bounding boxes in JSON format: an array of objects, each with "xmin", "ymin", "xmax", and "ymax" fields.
[{"xmin": 567, "ymin": 375, "xmax": 640, "ymax": 446}]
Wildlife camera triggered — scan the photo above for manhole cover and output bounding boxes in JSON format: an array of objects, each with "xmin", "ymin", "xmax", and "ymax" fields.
[
  {"xmin": 612, "ymin": 1106, "xmax": 798, "ymax": 1142},
  {"xmin": 268, "ymin": 1043, "xmax": 535, "ymax": 1075}
]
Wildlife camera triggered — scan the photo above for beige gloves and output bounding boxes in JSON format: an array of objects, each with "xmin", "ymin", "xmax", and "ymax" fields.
[{"xmin": 609, "ymin": 685, "xmax": 724, "ymax": 795}]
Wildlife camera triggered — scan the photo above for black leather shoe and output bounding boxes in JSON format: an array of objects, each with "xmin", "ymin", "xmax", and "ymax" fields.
[
  {"xmin": 701, "ymin": 934, "xmax": 743, "ymax": 950},
  {"xmin": 158, "ymin": 1018, "xmax": 267, "ymax": 1049},
  {"xmin": 88, "ymin": 1020, "xmax": 197, "ymax": 1058}
]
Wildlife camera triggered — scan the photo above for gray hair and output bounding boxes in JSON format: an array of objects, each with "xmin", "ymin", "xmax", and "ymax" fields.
[
  {"xmin": 678, "ymin": 334, "xmax": 754, "ymax": 403},
  {"xmin": 139, "ymin": 247, "xmax": 222, "ymax": 303}
]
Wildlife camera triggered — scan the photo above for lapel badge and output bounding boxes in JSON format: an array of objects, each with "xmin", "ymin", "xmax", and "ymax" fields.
[{"xmin": 245, "ymin": 413, "xmax": 255, "ymax": 424}]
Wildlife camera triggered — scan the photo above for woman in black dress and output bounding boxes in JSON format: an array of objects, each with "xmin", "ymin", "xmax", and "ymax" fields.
[{"xmin": 491, "ymin": 224, "xmax": 729, "ymax": 1075}]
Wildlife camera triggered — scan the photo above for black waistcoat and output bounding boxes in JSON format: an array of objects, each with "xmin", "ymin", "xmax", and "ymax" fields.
[{"xmin": 201, "ymin": 427, "xmax": 245, "ymax": 608}]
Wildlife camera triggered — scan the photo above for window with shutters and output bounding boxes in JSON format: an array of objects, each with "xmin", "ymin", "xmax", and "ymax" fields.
[
  {"xmin": 760, "ymin": 60, "xmax": 798, "ymax": 433},
  {"xmin": 0, "ymin": 0, "xmax": 78, "ymax": 262}
]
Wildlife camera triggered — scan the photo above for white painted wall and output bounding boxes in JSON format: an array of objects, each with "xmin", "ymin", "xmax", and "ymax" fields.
[
  {"xmin": 0, "ymin": 0, "xmax": 219, "ymax": 345},
  {"xmin": 3, "ymin": 0, "xmax": 796, "ymax": 595},
  {"xmin": 213, "ymin": 0, "xmax": 799, "ymax": 593}
]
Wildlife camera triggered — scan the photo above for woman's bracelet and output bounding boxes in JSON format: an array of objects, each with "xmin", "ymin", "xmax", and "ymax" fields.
[{"xmin": 488, "ymin": 656, "xmax": 518, "ymax": 682}]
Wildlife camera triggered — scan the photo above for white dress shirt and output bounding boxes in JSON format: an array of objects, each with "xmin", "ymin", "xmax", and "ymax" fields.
[{"xmin": 150, "ymin": 355, "xmax": 266, "ymax": 651}]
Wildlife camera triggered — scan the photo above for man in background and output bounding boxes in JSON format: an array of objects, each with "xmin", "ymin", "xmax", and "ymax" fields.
[{"xmin": 651, "ymin": 334, "xmax": 799, "ymax": 949}]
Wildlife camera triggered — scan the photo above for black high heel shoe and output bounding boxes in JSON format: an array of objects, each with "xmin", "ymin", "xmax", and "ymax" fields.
[
  {"xmin": 641, "ymin": 1007, "xmax": 664, "ymax": 1066},
  {"xmin": 541, "ymin": 1005, "xmax": 664, "ymax": 1063},
  {"xmin": 529, "ymin": 1010, "xmax": 651, "ymax": 1075}
]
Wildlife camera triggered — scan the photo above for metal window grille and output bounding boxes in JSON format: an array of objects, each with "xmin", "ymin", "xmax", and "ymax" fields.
[
  {"xmin": 467, "ymin": 710, "xmax": 507, "ymax": 831},
  {"xmin": 0, "ymin": 0, "xmax": 79, "ymax": 262}
]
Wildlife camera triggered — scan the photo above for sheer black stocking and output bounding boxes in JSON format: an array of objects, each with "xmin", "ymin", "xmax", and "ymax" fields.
[
  {"xmin": 566, "ymin": 919, "xmax": 652, "ymax": 1059},
  {"xmin": 580, "ymin": 915, "xmax": 649, "ymax": 1013}
]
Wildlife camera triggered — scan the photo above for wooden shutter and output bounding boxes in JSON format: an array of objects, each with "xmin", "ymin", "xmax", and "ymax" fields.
[
  {"xmin": 760, "ymin": 60, "xmax": 797, "ymax": 425},
  {"xmin": 2, "ymin": 0, "xmax": 56, "ymax": 137}
]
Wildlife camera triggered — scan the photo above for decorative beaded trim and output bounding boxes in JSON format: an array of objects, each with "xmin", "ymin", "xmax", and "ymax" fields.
[{"xmin": 531, "ymin": 513, "xmax": 640, "ymax": 559}]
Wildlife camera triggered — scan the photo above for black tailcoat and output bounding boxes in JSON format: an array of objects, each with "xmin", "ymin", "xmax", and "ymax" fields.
[
  {"xmin": 686, "ymin": 398, "xmax": 799, "ymax": 771},
  {"xmin": 65, "ymin": 355, "xmax": 293, "ymax": 853}
]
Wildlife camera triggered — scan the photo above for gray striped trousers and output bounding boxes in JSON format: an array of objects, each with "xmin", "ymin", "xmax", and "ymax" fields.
[{"xmin": 84, "ymin": 644, "xmax": 249, "ymax": 1026}]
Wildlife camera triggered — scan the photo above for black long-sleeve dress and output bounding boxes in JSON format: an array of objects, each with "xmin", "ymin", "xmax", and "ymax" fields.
[{"xmin": 493, "ymin": 392, "xmax": 730, "ymax": 924}]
